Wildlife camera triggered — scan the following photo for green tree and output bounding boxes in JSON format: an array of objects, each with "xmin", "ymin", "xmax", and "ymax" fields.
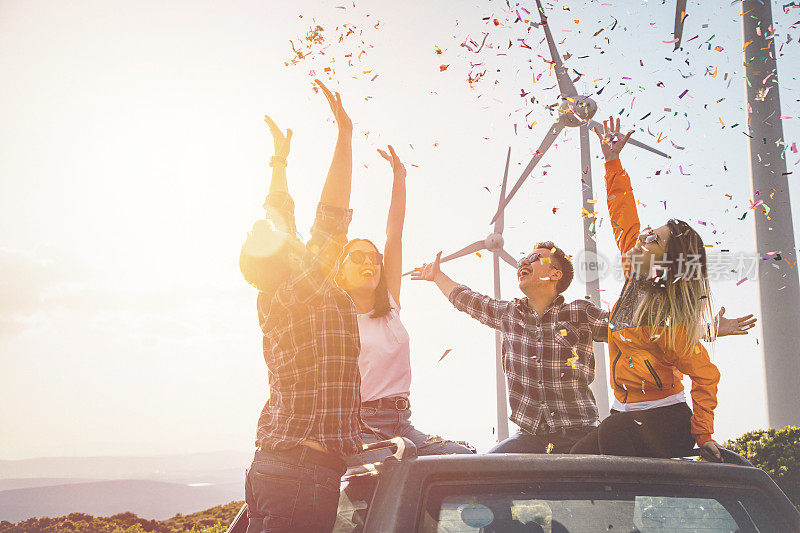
[{"xmin": 724, "ymin": 426, "xmax": 800, "ymax": 507}]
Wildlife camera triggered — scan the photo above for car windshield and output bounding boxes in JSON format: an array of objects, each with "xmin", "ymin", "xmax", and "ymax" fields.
[{"xmin": 421, "ymin": 480, "xmax": 779, "ymax": 532}]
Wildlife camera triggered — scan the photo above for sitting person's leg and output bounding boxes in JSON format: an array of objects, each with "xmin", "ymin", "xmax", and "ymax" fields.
[
  {"xmin": 595, "ymin": 404, "xmax": 695, "ymax": 458},
  {"xmin": 548, "ymin": 426, "xmax": 595, "ymax": 453},
  {"xmin": 346, "ymin": 406, "xmax": 396, "ymax": 466},
  {"xmin": 397, "ymin": 407, "xmax": 474, "ymax": 455},
  {"xmin": 569, "ymin": 428, "xmax": 600, "ymax": 454},
  {"xmin": 488, "ymin": 430, "xmax": 548, "ymax": 453}
]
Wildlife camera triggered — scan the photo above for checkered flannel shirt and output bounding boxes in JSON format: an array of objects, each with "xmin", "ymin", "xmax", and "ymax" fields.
[
  {"xmin": 449, "ymin": 286, "xmax": 609, "ymax": 435},
  {"xmin": 255, "ymin": 196, "xmax": 362, "ymax": 457}
]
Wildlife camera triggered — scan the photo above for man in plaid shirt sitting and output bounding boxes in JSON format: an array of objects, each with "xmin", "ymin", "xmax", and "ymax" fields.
[
  {"xmin": 239, "ymin": 80, "xmax": 361, "ymax": 532},
  {"xmin": 412, "ymin": 242, "xmax": 608, "ymax": 453}
]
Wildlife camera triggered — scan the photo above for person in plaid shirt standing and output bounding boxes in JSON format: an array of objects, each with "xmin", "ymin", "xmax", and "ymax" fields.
[
  {"xmin": 412, "ymin": 243, "xmax": 608, "ymax": 453},
  {"xmin": 239, "ymin": 80, "xmax": 360, "ymax": 532}
]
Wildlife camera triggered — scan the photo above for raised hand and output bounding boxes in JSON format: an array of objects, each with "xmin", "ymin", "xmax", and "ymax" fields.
[
  {"xmin": 315, "ymin": 78, "xmax": 352, "ymax": 134},
  {"xmin": 715, "ymin": 307, "xmax": 757, "ymax": 337},
  {"xmin": 264, "ymin": 115, "xmax": 292, "ymax": 159},
  {"xmin": 377, "ymin": 145, "xmax": 407, "ymax": 179},
  {"xmin": 593, "ymin": 115, "xmax": 633, "ymax": 161},
  {"xmin": 410, "ymin": 252, "xmax": 442, "ymax": 282}
]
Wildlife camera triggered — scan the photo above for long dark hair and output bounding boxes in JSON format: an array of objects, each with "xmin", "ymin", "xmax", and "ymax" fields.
[{"xmin": 336, "ymin": 238, "xmax": 392, "ymax": 318}]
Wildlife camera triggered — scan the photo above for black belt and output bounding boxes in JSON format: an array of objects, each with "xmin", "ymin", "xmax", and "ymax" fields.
[
  {"xmin": 256, "ymin": 444, "xmax": 346, "ymax": 474},
  {"xmin": 362, "ymin": 397, "xmax": 410, "ymax": 411}
]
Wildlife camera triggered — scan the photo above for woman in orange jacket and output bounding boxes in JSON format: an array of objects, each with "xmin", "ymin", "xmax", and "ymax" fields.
[{"xmin": 570, "ymin": 117, "xmax": 756, "ymax": 462}]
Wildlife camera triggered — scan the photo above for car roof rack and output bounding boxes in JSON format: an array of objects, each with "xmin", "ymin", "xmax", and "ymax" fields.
[{"xmin": 344, "ymin": 437, "xmax": 418, "ymax": 479}]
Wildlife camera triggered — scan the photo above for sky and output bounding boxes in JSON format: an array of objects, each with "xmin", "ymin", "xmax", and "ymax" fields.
[{"xmin": 1, "ymin": 0, "xmax": 799, "ymax": 460}]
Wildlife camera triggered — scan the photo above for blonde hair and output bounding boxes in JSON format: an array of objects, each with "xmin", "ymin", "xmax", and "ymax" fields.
[{"xmin": 632, "ymin": 219, "xmax": 714, "ymax": 356}]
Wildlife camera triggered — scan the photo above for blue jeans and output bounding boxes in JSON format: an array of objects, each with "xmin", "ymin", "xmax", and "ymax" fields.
[
  {"xmin": 347, "ymin": 399, "xmax": 474, "ymax": 466},
  {"xmin": 489, "ymin": 426, "xmax": 595, "ymax": 454},
  {"xmin": 245, "ymin": 446, "xmax": 346, "ymax": 533}
]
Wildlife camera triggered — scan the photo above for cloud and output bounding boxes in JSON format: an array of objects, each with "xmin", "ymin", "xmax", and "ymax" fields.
[
  {"xmin": 0, "ymin": 246, "xmax": 88, "ymax": 336},
  {"xmin": 0, "ymin": 246, "xmax": 253, "ymax": 342}
]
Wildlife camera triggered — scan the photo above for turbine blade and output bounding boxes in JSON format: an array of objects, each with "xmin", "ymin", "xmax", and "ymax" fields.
[
  {"xmin": 490, "ymin": 122, "xmax": 564, "ymax": 224},
  {"xmin": 401, "ymin": 240, "xmax": 487, "ymax": 276},
  {"xmin": 534, "ymin": 0, "xmax": 578, "ymax": 98},
  {"xmin": 494, "ymin": 147, "xmax": 512, "ymax": 235},
  {"xmin": 673, "ymin": 0, "xmax": 688, "ymax": 51},
  {"xmin": 497, "ymin": 248, "xmax": 519, "ymax": 269},
  {"xmin": 440, "ymin": 240, "xmax": 487, "ymax": 263},
  {"xmin": 588, "ymin": 120, "xmax": 671, "ymax": 159}
]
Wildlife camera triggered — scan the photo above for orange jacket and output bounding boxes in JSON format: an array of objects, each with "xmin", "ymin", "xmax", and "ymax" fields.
[{"xmin": 605, "ymin": 159, "xmax": 720, "ymax": 446}]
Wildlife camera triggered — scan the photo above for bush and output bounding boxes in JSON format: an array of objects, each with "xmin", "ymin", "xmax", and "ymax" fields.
[
  {"xmin": 723, "ymin": 426, "xmax": 800, "ymax": 507},
  {"xmin": 0, "ymin": 501, "xmax": 242, "ymax": 533}
]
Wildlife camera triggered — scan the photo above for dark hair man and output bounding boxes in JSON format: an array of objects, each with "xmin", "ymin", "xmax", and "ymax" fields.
[{"xmin": 412, "ymin": 241, "xmax": 607, "ymax": 454}]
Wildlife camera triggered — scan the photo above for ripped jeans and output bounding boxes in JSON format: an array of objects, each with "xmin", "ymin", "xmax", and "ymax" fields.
[{"xmin": 347, "ymin": 397, "xmax": 474, "ymax": 466}]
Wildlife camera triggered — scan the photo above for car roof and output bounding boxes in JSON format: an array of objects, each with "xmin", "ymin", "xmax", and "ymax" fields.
[
  {"xmin": 347, "ymin": 453, "xmax": 768, "ymax": 485},
  {"xmin": 357, "ymin": 454, "xmax": 800, "ymax": 532}
]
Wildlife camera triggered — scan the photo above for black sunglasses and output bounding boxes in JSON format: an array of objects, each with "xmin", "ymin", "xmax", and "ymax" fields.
[
  {"xmin": 519, "ymin": 252, "xmax": 543, "ymax": 266},
  {"xmin": 347, "ymin": 250, "xmax": 382, "ymax": 265}
]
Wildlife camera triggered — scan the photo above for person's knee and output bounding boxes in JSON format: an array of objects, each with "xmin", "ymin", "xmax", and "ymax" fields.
[
  {"xmin": 440, "ymin": 440, "xmax": 475, "ymax": 455},
  {"xmin": 418, "ymin": 436, "xmax": 475, "ymax": 456}
]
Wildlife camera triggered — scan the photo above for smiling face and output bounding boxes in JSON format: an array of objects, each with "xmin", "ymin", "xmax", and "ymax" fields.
[
  {"xmin": 626, "ymin": 224, "xmax": 671, "ymax": 262},
  {"xmin": 338, "ymin": 240, "xmax": 382, "ymax": 294},
  {"xmin": 517, "ymin": 247, "xmax": 562, "ymax": 293}
]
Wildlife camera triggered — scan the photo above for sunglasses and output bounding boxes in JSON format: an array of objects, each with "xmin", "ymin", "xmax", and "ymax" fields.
[
  {"xmin": 641, "ymin": 227, "xmax": 661, "ymax": 245},
  {"xmin": 519, "ymin": 252, "xmax": 544, "ymax": 266},
  {"xmin": 347, "ymin": 250, "xmax": 382, "ymax": 265}
]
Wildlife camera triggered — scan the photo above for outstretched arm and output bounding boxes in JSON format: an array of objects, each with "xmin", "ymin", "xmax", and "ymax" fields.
[
  {"xmin": 658, "ymin": 326, "xmax": 722, "ymax": 461},
  {"xmin": 595, "ymin": 116, "xmax": 639, "ymax": 277},
  {"xmin": 411, "ymin": 251, "xmax": 459, "ymax": 299},
  {"xmin": 411, "ymin": 252, "xmax": 510, "ymax": 331},
  {"xmin": 260, "ymin": 115, "xmax": 296, "ymax": 234},
  {"xmin": 379, "ymin": 145, "xmax": 406, "ymax": 305},
  {"xmin": 698, "ymin": 307, "xmax": 757, "ymax": 340},
  {"xmin": 316, "ymin": 79, "xmax": 353, "ymax": 210},
  {"xmin": 269, "ymin": 81, "xmax": 355, "ymax": 308},
  {"xmin": 263, "ymin": 115, "xmax": 292, "ymax": 197}
]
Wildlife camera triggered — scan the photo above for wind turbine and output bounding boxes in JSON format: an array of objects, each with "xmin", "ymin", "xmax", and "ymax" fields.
[
  {"xmin": 673, "ymin": 0, "xmax": 688, "ymax": 50},
  {"xmin": 488, "ymin": 0, "xmax": 672, "ymax": 417},
  {"xmin": 405, "ymin": 148, "xmax": 518, "ymax": 441}
]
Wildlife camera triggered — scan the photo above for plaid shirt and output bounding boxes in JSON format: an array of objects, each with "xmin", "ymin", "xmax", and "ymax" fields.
[
  {"xmin": 449, "ymin": 286, "xmax": 609, "ymax": 435},
  {"xmin": 255, "ymin": 197, "xmax": 362, "ymax": 457}
]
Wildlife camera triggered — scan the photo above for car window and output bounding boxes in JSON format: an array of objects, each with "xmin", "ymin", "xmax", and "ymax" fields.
[
  {"xmin": 421, "ymin": 481, "xmax": 779, "ymax": 532},
  {"xmin": 332, "ymin": 474, "xmax": 378, "ymax": 533}
]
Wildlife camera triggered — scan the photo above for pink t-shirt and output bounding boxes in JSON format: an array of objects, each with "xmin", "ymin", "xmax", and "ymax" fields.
[{"xmin": 357, "ymin": 297, "xmax": 412, "ymax": 402}]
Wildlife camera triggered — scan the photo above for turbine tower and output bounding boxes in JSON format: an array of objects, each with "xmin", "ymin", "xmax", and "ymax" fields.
[
  {"xmin": 406, "ymin": 148, "xmax": 518, "ymax": 441},
  {"xmin": 673, "ymin": 0, "xmax": 688, "ymax": 50},
  {"xmin": 740, "ymin": 0, "xmax": 800, "ymax": 428},
  {"xmin": 489, "ymin": 0, "xmax": 672, "ymax": 417}
]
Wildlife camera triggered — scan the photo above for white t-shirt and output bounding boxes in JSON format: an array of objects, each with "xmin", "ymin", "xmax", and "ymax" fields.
[
  {"xmin": 611, "ymin": 391, "xmax": 686, "ymax": 412},
  {"xmin": 357, "ymin": 296, "xmax": 412, "ymax": 402}
]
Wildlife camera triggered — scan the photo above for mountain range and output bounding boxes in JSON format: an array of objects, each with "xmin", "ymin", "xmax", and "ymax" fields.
[{"xmin": 0, "ymin": 451, "xmax": 250, "ymax": 522}]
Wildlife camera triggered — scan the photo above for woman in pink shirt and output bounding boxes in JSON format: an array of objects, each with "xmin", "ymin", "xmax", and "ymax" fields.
[{"xmin": 336, "ymin": 145, "xmax": 473, "ymax": 465}]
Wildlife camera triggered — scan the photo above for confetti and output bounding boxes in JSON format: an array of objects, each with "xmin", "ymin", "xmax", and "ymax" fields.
[{"xmin": 437, "ymin": 349, "xmax": 453, "ymax": 363}]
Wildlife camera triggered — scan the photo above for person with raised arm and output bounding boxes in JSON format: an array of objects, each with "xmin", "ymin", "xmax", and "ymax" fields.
[
  {"xmin": 239, "ymin": 80, "xmax": 361, "ymax": 532},
  {"xmin": 570, "ymin": 117, "xmax": 757, "ymax": 461},
  {"xmin": 335, "ymin": 146, "xmax": 473, "ymax": 466},
  {"xmin": 411, "ymin": 242, "xmax": 608, "ymax": 454}
]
